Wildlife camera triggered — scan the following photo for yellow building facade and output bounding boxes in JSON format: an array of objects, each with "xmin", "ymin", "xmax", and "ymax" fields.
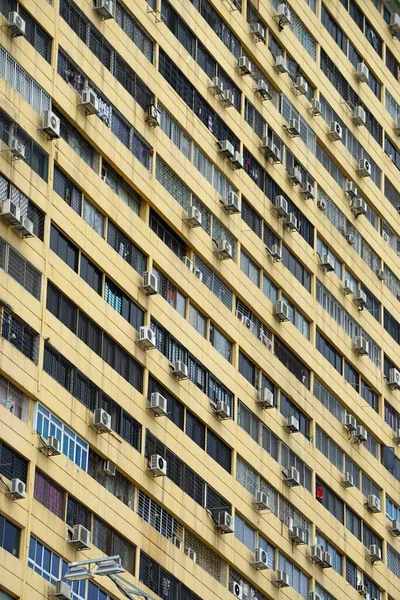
[{"xmin": 1, "ymin": 0, "xmax": 400, "ymax": 599}]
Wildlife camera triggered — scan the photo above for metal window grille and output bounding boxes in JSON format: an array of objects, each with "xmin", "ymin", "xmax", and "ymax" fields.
[
  {"xmin": 19, "ymin": 6, "xmax": 52, "ymax": 62},
  {"xmin": 1, "ymin": 306, "xmax": 39, "ymax": 362},
  {"xmin": 274, "ymin": 336, "xmax": 310, "ymax": 388},
  {"xmin": 234, "ymin": 514, "xmax": 255, "ymax": 550},
  {"xmin": 194, "ymin": 255, "xmax": 232, "ymax": 309},
  {"xmin": 93, "ymin": 516, "xmax": 136, "ymax": 574},
  {"xmin": 278, "ymin": 553, "xmax": 309, "ymax": 598},
  {"xmin": 115, "ymin": 0, "xmax": 154, "ymax": 61},
  {"xmin": 0, "ymin": 237, "xmax": 41, "ymax": 299},
  {"xmin": 137, "ymin": 489, "xmax": 183, "ymax": 541},
  {"xmin": 0, "ymin": 439, "xmax": 28, "ymax": 482},
  {"xmin": 229, "ymin": 568, "xmax": 268, "ymax": 600}
]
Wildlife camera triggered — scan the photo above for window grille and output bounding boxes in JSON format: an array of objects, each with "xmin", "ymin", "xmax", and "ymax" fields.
[
  {"xmin": 316, "ymin": 426, "xmax": 344, "ymax": 471},
  {"xmin": 93, "ymin": 516, "xmax": 136, "ymax": 574},
  {"xmin": 139, "ymin": 551, "xmax": 201, "ymax": 600},
  {"xmin": 150, "ymin": 208, "xmax": 186, "ymax": 258},
  {"xmin": 316, "ymin": 478, "xmax": 344, "ymax": 523},
  {"xmin": 0, "ymin": 237, "xmax": 41, "ymax": 299},
  {"xmin": 362, "ymin": 473, "xmax": 381, "ymax": 500},
  {"xmin": 0, "ymin": 373, "xmax": 29, "ymax": 421},
  {"xmin": 274, "ymin": 336, "xmax": 310, "ymax": 388},
  {"xmin": 281, "ymin": 95, "xmax": 316, "ymax": 153},
  {"xmin": 184, "ymin": 530, "xmax": 226, "ymax": 584},
  {"xmin": 0, "ymin": 439, "xmax": 28, "ymax": 482},
  {"xmin": 278, "ymin": 553, "xmax": 308, "ymax": 598},
  {"xmin": 156, "ymin": 158, "xmax": 191, "ymax": 211},
  {"xmin": 1, "ymin": 306, "xmax": 39, "ymax": 362},
  {"xmin": 235, "ymin": 514, "xmax": 256, "ymax": 550},
  {"xmin": 385, "ymin": 400, "xmax": 399, "ymax": 431},
  {"xmin": 107, "ymin": 221, "xmax": 146, "ymax": 275},
  {"xmin": 137, "ymin": 489, "xmax": 183, "ymax": 542},
  {"xmin": 363, "ymin": 523, "xmax": 382, "ymax": 552},
  {"xmin": 115, "ymin": 0, "xmax": 154, "ymax": 61},
  {"xmin": 194, "ymin": 255, "xmax": 233, "ymax": 309},
  {"xmin": 315, "ymin": 584, "xmax": 337, "ymax": 600},
  {"xmin": 53, "ymin": 107, "xmax": 99, "ymax": 172},
  {"xmin": 316, "ymin": 143, "xmax": 345, "ymax": 188},
  {"xmin": 88, "ymin": 450, "xmax": 134, "ymax": 509},
  {"xmin": 159, "ymin": 105, "xmax": 192, "ymax": 159},
  {"xmin": 236, "ymin": 300, "xmax": 273, "ymax": 348}
]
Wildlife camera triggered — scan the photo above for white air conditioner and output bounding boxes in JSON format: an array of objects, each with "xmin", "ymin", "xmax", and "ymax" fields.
[
  {"xmin": 366, "ymin": 494, "xmax": 381, "ymax": 513},
  {"xmin": 270, "ymin": 243, "xmax": 282, "ymax": 261},
  {"xmin": 286, "ymin": 118, "xmax": 300, "ymax": 137},
  {"xmin": 290, "ymin": 526, "xmax": 306, "ymax": 544},
  {"xmin": 184, "ymin": 205, "xmax": 202, "ymax": 228},
  {"xmin": 150, "ymin": 392, "xmax": 168, "ymax": 416},
  {"xmin": 322, "ymin": 551, "xmax": 332, "ymax": 568},
  {"xmin": 79, "ymin": 89, "xmax": 99, "ymax": 115},
  {"xmin": 253, "ymin": 548, "xmax": 269, "ymax": 569},
  {"xmin": 69, "ymin": 524, "xmax": 91, "ymax": 550},
  {"xmin": 389, "ymin": 368, "xmax": 400, "ymax": 389},
  {"xmin": 346, "ymin": 181, "xmax": 358, "ymax": 199},
  {"xmin": 394, "ymin": 117, "xmax": 400, "ymax": 136},
  {"xmin": 0, "ymin": 199, "xmax": 21, "ymax": 226},
  {"xmin": 284, "ymin": 416, "xmax": 300, "ymax": 434},
  {"xmin": 94, "ymin": 0, "xmax": 114, "ymax": 19},
  {"xmin": 187, "ymin": 548, "xmax": 197, "ymax": 562},
  {"xmin": 9, "ymin": 137, "xmax": 26, "ymax": 160},
  {"xmin": 273, "ymin": 55, "xmax": 288, "ymax": 74},
  {"xmin": 389, "ymin": 13, "xmax": 400, "ymax": 34},
  {"xmin": 394, "ymin": 429, "xmax": 400, "ymax": 443},
  {"xmin": 274, "ymin": 300, "xmax": 290, "ymax": 322},
  {"xmin": 230, "ymin": 582, "xmax": 243, "ymax": 599},
  {"xmin": 353, "ymin": 335, "xmax": 369, "ymax": 356},
  {"xmin": 356, "ymin": 584, "xmax": 368, "ymax": 597},
  {"xmin": 310, "ymin": 98, "xmax": 322, "ymax": 116},
  {"xmin": 7, "ymin": 478, "xmax": 26, "ymax": 500},
  {"xmin": 137, "ymin": 326, "xmax": 156, "ymax": 350},
  {"xmin": 221, "ymin": 191, "xmax": 241, "ymax": 214},
  {"xmin": 276, "ymin": 3, "xmax": 291, "ymax": 26},
  {"xmin": 344, "ymin": 414, "xmax": 357, "ymax": 432},
  {"xmin": 262, "ymin": 137, "xmax": 281, "ymax": 163},
  {"xmin": 213, "ymin": 400, "xmax": 231, "ymax": 419},
  {"xmin": 345, "ymin": 233, "xmax": 355, "ymax": 245},
  {"xmin": 317, "ymin": 198, "xmax": 326, "ymax": 211},
  {"xmin": 92, "ymin": 408, "xmax": 112, "ymax": 433},
  {"xmin": 40, "ymin": 435, "xmax": 61, "ymax": 457},
  {"xmin": 353, "ymin": 289, "xmax": 367, "ymax": 309},
  {"xmin": 216, "ymin": 511, "xmax": 234, "ymax": 533},
  {"xmin": 209, "ymin": 76, "xmax": 224, "ymax": 96},
  {"xmin": 342, "ymin": 472, "xmax": 354, "ymax": 488},
  {"xmin": 357, "ymin": 158, "xmax": 371, "ymax": 178},
  {"xmin": 343, "ymin": 279, "xmax": 353, "ymax": 295},
  {"xmin": 172, "ymin": 536, "xmax": 182, "ymax": 550},
  {"xmin": 7, "ymin": 11, "xmax": 25, "ymax": 36},
  {"xmin": 352, "ymin": 106, "xmax": 366, "ymax": 126},
  {"xmin": 182, "ymin": 256, "xmax": 193, "ymax": 271},
  {"xmin": 288, "ymin": 166, "xmax": 302, "ymax": 185},
  {"xmin": 250, "ymin": 22, "xmax": 265, "ymax": 42},
  {"xmin": 283, "ymin": 466, "xmax": 301, "ymax": 487},
  {"xmin": 52, "ymin": 580, "xmax": 72, "ymax": 600},
  {"xmin": 274, "ymin": 569, "xmax": 290, "ymax": 588},
  {"xmin": 390, "ymin": 520, "xmax": 400, "ymax": 536},
  {"xmin": 148, "ymin": 454, "xmax": 167, "ymax": 476},
  {"xmin": 329, "ymin": 121, "xmax": 342, "ymax": 141},
  {"xmin": 230, "ymin": 151, "xmax": 243, "ymax": 170},
  {"xmin": 285, "ymin": 212, "xmax": 298, "ymax": 231},
  {"xmin": 294, "ymin": 77, "xmax": 308, "ymax": 96},
  {"xmin": 321, "ymin": 255, "xmax": 335, "ymax": 272},
  {"xmin": 145, "ymin": 104, "xmax": 161, "ymax": 127},
  {"xmin": 218, "ymin": 140, "xmax": 235, "ymax": 159},
  {"xmin": 221, "ymin": 89, "xmax": 235, "ymax": 108},
  {"xmin": 274, "ymin": 195, "xmax": 288, "ymax": 217},
  {"xmin": 238, "ymin": 56, "xmax": 252, "ymax": 75},
  {"xmin": 14, "ymin": 216, "xmax": 34, "ymax": 239},
  {"xmin": 102, "ymin": 460, "xmax": 116, "ymax": 476},
  {"xmin": 356, "ymin": 62, "xmax": 369, "ymax": 83},
  {"xmin": 142, "ymin": 272, "xmax": 158, "ymax": 295},
  {"xmin": 353, "ymin": 425, "xmax": 368, "ymax": 444},
  {"xmin": 254, "ymin": 79, "xmax": 272, "ymax": 100},
  {"xmin": 254, "ymin": 490, "xmax": 270, "ymax": 511},
  {"xmin": 171, "ymin": 360, "xmax": 189, "ymax": 380},
  {"xmin": 214, "ymin": 238, "xmax": 233, "ymax": 260},
  {"xmin": 257, "ymin": 387, "xmax": 274, "ymax": 409},
  {"xmin": 41, "ymin": 110, "xmax": 61, "ymax": 139},
  {"xmin": 310, "ymin": 545, "xmax": 324, "ymax": 565},
  {"xmin": 368, "ymin": 544, "xmax": 381, "ymax": 563},
  {"xmin": 193, "ymin": 267, "xmax": 203, "ymax": 281},
  {"xmin": 309, "ymin": 593, "xmax": 322, "ymax": 600},
  {"xmin": 300, "ymin": 181, "xmax": 314, "ymax": 200}
]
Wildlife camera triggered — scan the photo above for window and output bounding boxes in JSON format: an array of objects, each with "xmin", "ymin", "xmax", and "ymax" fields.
[
  {"xmin": 387, "ymin": 496, "xmax": 400, "ymax": 521},
  {"xmin": 189, "ymin": 304, "xmax": 207, "ymax": 337},
  {"xmin": 0, "ymin": 238, "xmax": 42, "ymax": 300},
  {"xmin": 235, "ymin": 514, "xmax": 256, "ymax": 550},
  {"xmin": 88, "ymin": 450, "xmax": 134, "ymax": 509},
  {"xmin": 239, "ymin": 352, "xmax": 258, "ymax": 387},
  {"xmin": 1, "ymin": 308, "xmax": 38, "ymax": 363},
  {"xmin": 278, "ymin": 553, "xmax": 308, "ymax": 598},
  {"xmin": 280, "ymin": 395, "xmax": 310, "ymax": 438},
  {"xmin": 104, "ymin": 279, "xmax": 144, "ymax": 329},
  {"xmin": 317, "ymin": 237, "xmax": 342, "ymax": 279},
  {"xmin": 53, "ymin": 107, "xmax": 99, "ymax": 172},
  {"xmin": 206, "ymin": 429, "xmax": 231, "ymax": 472},
  {"xmin": 209, "ymin": 324, "xmax": 232, "ymax": 362},
  {"xmin": 153, "ymin": 267, "xmax": 186, "ymax": 317},
  {"xmin": 263, "ymin": 274, "xmax": 278, "ymax": 303},
  {"xmin": 93, "ymin": 516, "xmax": 136, "ymax": 574},
  {"xmin": 361, "ymin": 379, "xmax": 378, "ymax": 411},
  {"xmin": 0, "ymin": 514, "xmax": 20, "ymax": 557},
  {"xmin": 388, "ymin": 543, "xmax": 400, "ymax": 579},
  {"xmin": 282, "ymin": 245, "xmax": 311, "ymax": 292},
  {"xmin": 346, "ymin": 507, "xmax": 361, "ymax": 540},
  {"xmin": 53, "ymin": 166, "xmax": 82, "ymax": 214},
  {"xmin": 317, "ymin": 330, "xmax": 342, "ymax": 373},
  {"xmin": 34, "ymin": 470, "xmax": 65, "ymax": 519},
  {"xmin": 316, "ymin": 532, "xmax": 342, "ymax": 574},
  {"xmin": 107, "ymin": 221, "xmax": 146, "ymax": 275},
  {"xmin": 282, "ymin": 296, "xmax": 310, "ymax": 339},
  {"xmin": 80, "ymin": 255, "xmax": 102, "ymax": 294},
  {"xmin": 139, "ymin": 551, "xmax": 201, "ymax": 600},
  {"xmin": 344, "ymin": 361, "xmax": 359, "ymax": 390},
  {"xmin": 47, "ymin": 282, "xmax": 78, "ymax": 332},
  {"xmin": 240, "ymin": 251, "xmax": 260, "ymax": 286},
  {"xmin": 19, "ymin": 5, "xmax": 52, "ymax": 62},
  {"xmin": 316, "ymin": 478, "xmax": 344, "ymax": 523},
  {"xmin": 83, "ymin": 200, "xmax": 104, "ymax": 236},
  {"xmin": 66, "ymin": 496, "xmax": 91, "ymax": 530},
  {"xmin": 0, "ymin": 374, "xmax": 29, "ymax": 422},
  {"xmin": 186, "ymin": 412, "xmax": 206, "ymax": 449},
  {"xmin": 149, "ymin": 208, "xmax": 186, "ymax": 258},
  {"xmin": 274, "ymin": 337, "xmax": 310, "ymax": 387},
  {"xmin": 137, "ymin": 489, "xmax": 183, "ymax": 541},
  {"xmin": 50, "ymin": 225, "xmax": 78, "ymax": 271},
  {"xmin": 102, "ymin": 161, "xmax": 141, "ymax": 215},
  {"xmin": 148, "ymin": 377, "xmax": 184, "ymax": 431}
]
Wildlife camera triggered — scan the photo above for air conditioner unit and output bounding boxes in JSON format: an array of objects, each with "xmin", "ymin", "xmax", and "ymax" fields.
[
  {"xmin": 284, "ymin": 416, "xmax": 300, "ymax": 433},
  {"xmin": 102, "ymin": 460, "xmax": 116, "ymax": 476},
  {"xmin": 254, "ymin": 79, "xmax": 272, "ymax": 101},
  {"xmin": 321, "ymin": 255, "xmax": 335, "ymax": 272},
  {"xmin": 221, "ymin": 89, "xmax": 235, "ymax": 108},
  {"xmin": 172, "ymin": 535, "xmax": 182, "ymax": 550},
  {"xmin": 262, "ymin": 137, "xmax": 281, "ymax": 163},
  {"xmin": 343, "ymin": 279, "xmax": 353, "ymax": 295},
  {"xmin": 329, "ymin": 121, "xmax": 342, "ymax": 141},
  {"xmin": 310, "ymin": 545, "xmax": 324, "ymax": 565},
  {"xmin": 285, "ymin": 212, "xmax": 298, "ymax": 231},
  {"xmin": 274, "ymin": 569, "xmax": 290, "ymax": 588},
  {"xmin": 366, "ymin": 494, "xmax": 381, "ymax": 513},
  {"xmin": 274, "ymin": 195, "xmax": 288, "ymax": 218},
  {"xmin": 394, "ymin": 429, "xmax": 400, "ymax": 443},
  {"xmin": 346, "ymin": 181, "xmax": 358, "ymax": 199},
  {"xmin": 51, "ymin": 580, "xmax": 72, "ymax": 600},
  {"xmin": 148, "ymin": 454, "xmax": 167, "ymax": 476},
  {"xmin": 353, "ymin": 425, "xmax": 368, "ymax": 444},
  {"xmin": 250, "ymin": 22, "xmax": 266, "ymax": 42},
  {"xmin": 376, "ymin": 268, "xmax": 385, "ymax": 281},
  {"xmin": 274, "ymin": 300, "xmax": 290, "ymax": 322},
  {"xmin": 342, "ymin": 472, "xmax": 354, "ymax": 488},
  {"xmin": 9, "ymin": 137, "xmax": 26, "ymax": 160},
  {"xmin": 254, "ymin": 490, "xmax": 270, "ymax": 511},
  {"xmin": 390, "ymin": 520, "xmax": 400, "ymax": 536},
  {"xmin": 238, "ymin": 312, "xmax": 254, "ymax": 331},
  {"xmin": 288, "ymin": 166, "xmax": 302, "ymax": 185},
  {"xmin": 214, "ymin": 238, "xmax": 233, "ymax": 259},
  {"xmin": 145, "ymin": 104, "xmax": 161, "ymax": 127},
  {"xmin": 322, "ymin": 551, "xmax": 332, "ymax": 568},
  {"xmin": 209, "ymin": 76, "xmax": 224, "ymax": 96},
  {"xmin": 40, "ymin": 435, "xmax": 61, "ymax": 457},
  {"xmin": 7, "ymin": 11, "xmax": 25, "ymax": 36},
  {"xmin": 257, "ymin": 387, "xmax": 274, "ymax": 409},
  {"xmin": 310, "ymin": 98, "xmax": 322, "ymax": 116},
  {"xmin": 218, "ymin": 139, "xmax": 235, "ymax": 159},
  {"xmin": 69, "ymin": 525, "xmax": 91, "ymax": 550},
  {"xmin": 221, "ymin": 191, "xmax": 241, "ymax": 214},
  {"xmin": 238, "ymin": 56, "xmax": 252, "ymax": 75},
  {"xmin": 0, "ymin": 199, "xmax": 21, "ymax": 226},
  {"xmin": 270, "ymin": 243, "xmax": 282, "ymax": 261},
  {"xmin": 193, "ymin": 267, "xmax": 203, "ymax": 281},
  {"xmin": 368, "ymin": 544, "xmax": 381, "ymax": 563},
  {"xmin": 276, "ymin": 3, "xmax": 291, "ymax": 26},
  {"xmin": 216, "ymin": 511, "xmax": 234, "ymax": 533},
  {"xmin": 273, "ymin": 55, "xmax": 288, "ymax": 74},
  {"xmin": 187, "ymin": 548, "xmax": 197, "ymax": 562},
  {"xmin": 92, "ymin": 408, "xmax": 112, "ymax": 433},
  {"xmin": 389, "ymin": 368, "xmax": 400, "ymax": 389},
  {"xmin": 356, "ymin": 584, "xmax": 368, "ymax": 597},
  {"xmin": 150, "ymin": 392, "xmax": 168, "ymax": 416},
  {"xmin": 182, "ymin": 256, "xmax": 193, "ymax": 270},
  {"xmin": 286, "ymin": 118, "xmax": 300, "ymax": 137},
  {"xmin": 184, "ymin": 205, "xmax": 202, "ymax": 228},
  {"xmin": 309, "ymin": 593, "xmax": 322, "ymax": 600},
  {"xmin": 356, "ymin": 62, "xmax": 369, "ymax": 83},
  {"xmin": 7, "ymin": 478, "xmax": 26, "ymax": 500},
  {"xmin": 344, "ymin": 414, "xmax": 357, "ymax": 432},
  {"xmin": 142, "ymin": 271, "xmax": 158, "ymax": 295},
  {"xmin": 41, "ymin": 110, "xmax": 61, "ymax": 139},
  {"xmin": 214, "ymin": 400, "xmax": 231, "ymax": 419},
  {"xmin": 300, "ymin": 181, "xmax": 314, "ymax": 200},
  {"xmin": 79, "ymin": 88, "xmax": 99, "ymax": 115},
  {"xmin": 253, "ymin": 548, "xmax": 269, "ymax": 569},
  {"xmin": 352, "ymin": 106, "xmax": 366, "ymax": 126},
  {"xmin": 230, "ymin": 151, "xmax": 243, "ymax": 170},
  {"xmin": 353, "ymin": 334, "xmax": 369, "ymax": 356},
  {"xmin": 394, "ymin": 116, "xmax": 400, "ymax": 136},
  {"xmin": 294, "ymin": 77, "xmax": 308, "ymax": 96},
  {"xmin": 137, "ymin": 326, "xmax": 156, "ymax": 350},
  {"xmin": 230, "ymin": 582, "xmax": 243, "ymax": 599},
  {"xmin": 317, "ymin": 198, "xmax": 326, "ymax": 211},
  {"xmin": 345, "ymin": 233, "xmax": 355, "ymax": 245},
  {"xmin": 389, "ymin": 13, "xmax": 400, "ymax": 34},
  {"xmin": 94, "ymin": 0, "xmax": 114, "ymax": 19},
  {"xmin": 290, "ymin": 526, "xmax": 306, "ymax": 544},
  {"xmin": 283, "ymin": 466, "xmax": 301, "ymax": 487},
  {"xmin": 357, "ymin": 158, "xmax": 371, "ymax": 178},
  {"xmin": 171, "ymin": 360, "xmax": 189, "ymax": 380},
  {"xmin": 353, "ymin": 289, "xmax": 367, "ymax": 309}
]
